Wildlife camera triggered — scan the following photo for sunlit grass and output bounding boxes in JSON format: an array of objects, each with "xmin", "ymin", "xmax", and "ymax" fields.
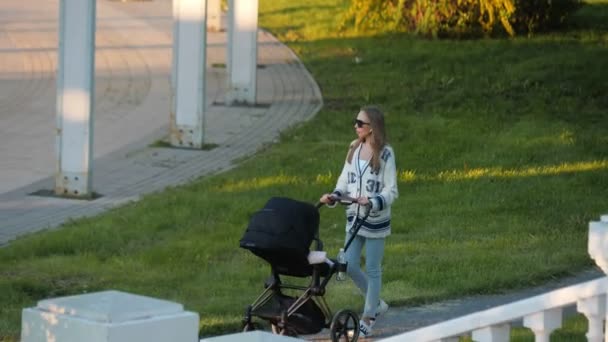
[
  {"xmin": 0, "ymin": 0, "xmax": 606, "ymax": 340},
  {"xmin": 213, "ymin": 159, "xmax": 608, "ymax": 193},
  {"xmin": 399, "ymin": 159, "xmax": 608, "ymax": 183},
  {"xmin": 214, "ymin": 174, "xmax": 304, "ymax": 192}
]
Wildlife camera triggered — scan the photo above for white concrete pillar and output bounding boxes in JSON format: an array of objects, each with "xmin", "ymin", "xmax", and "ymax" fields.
[
  {"xmin": 577, "ymin": 294, "xmax": 606, "ymax": 342},
  {"xmin": 523, "ymin": 308, "xmax": 562, "ymax": 342},
  {"xmin": 226, "ymin": 0, "xmax": 258, "ymax": 105},
  {"xmin": 207, "ymin": 0, "xmax": 221, "ymax": 32},
  {"xmin": 588, "ymin": 214, "xmax": 608, "ymax": 342},
  {"xmin": 55, "ymin": 0, "xmax": 96, "ymax": 198},
  {"xmin": 472, "ymin": 324, "xmax": 510, "ymax": 342},
  {"xmin": 171, "ymin": 0, "xmax": 207, "ymax": 149}
]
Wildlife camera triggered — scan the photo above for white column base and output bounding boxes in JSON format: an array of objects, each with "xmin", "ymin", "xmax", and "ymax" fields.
[
  {"xmin": 170, "ymin": 123, "xmax": 205, "ymax": 149},
  {"xmin": 55, "ymin": 171, "xmax": 92, "ymax": 198}
]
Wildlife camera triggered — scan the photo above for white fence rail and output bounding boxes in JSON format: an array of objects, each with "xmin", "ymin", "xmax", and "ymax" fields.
[
  {"xmin": 380, "ymin": 278, "xmax": 607, "ymax": 342},
  {"xmin": 381, "ymin": 214, "xmax": 608, "ymax": 342}
]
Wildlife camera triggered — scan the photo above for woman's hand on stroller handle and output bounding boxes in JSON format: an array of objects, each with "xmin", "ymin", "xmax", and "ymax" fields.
[{"xmin": 318, "ymin": 194, "xmax": 371, "ymax": 208}]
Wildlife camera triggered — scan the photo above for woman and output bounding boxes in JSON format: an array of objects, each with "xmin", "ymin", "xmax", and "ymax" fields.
[{"xmin": 320, "ymin": 105, "xmax": 398, "ymax": 337}]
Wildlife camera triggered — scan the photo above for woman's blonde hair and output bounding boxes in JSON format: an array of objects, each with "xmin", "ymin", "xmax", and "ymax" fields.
[{"xmin": 347, "ymin": 105, "xmax": 387, "ymax": 172}]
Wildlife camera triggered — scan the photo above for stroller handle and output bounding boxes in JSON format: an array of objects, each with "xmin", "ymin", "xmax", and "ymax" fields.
[
  {"xmin": 317, "ymin": 195, "xmax": 371, "ymax": 252},
  {"xmin": 315, "ymin": 195, "xmax": 362, "ymax": 209}
]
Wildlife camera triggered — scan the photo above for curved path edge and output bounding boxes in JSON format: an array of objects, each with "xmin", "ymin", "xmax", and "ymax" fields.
[{"xmin": 0, "ymin": 0, "xmax": 324, "ymax": 246}]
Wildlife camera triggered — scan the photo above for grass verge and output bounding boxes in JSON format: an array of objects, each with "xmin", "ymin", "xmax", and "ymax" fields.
[{"xmin": 1, "ymin": 0, "xmax": 607, "ymax": 340}]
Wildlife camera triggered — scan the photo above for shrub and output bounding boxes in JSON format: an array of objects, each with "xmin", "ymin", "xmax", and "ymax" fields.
[
  {"xmin": 340, "ymin": 0, "xmax": 404, "ymax": 32},
  {"xmin": 402, "ymin": 0, "xmax": 516, "ymax": 37},
  {"xmin": 341, "ymin": 0, "xmax": 583, "ymax": 38},
  {"xmin": 510, "ymin": 0, "xmax": 583, "ymax": 34}
]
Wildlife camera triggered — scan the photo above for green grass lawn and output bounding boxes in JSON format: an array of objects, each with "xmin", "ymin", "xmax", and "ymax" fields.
[{"xmin": 1, "ymin": 0, "xmax": 607, "ymax": 340}]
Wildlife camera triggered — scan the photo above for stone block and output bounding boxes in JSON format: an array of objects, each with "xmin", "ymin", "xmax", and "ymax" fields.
[
  {"xmin": 21, "ymin": 290, "xmax": 199, "ymax": 342},
  {"xmin": 200, "ymin": 331, "xmax": 303, "ymax": 341}
]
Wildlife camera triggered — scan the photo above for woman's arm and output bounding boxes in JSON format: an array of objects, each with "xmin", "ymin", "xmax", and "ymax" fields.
[
  {"xmin": 369, "ymin": 146, "xmax": 398, "ymax": 211},
  {"xmin": 321, "ymin": 142, "xmax": 357, "ymax": 206}
]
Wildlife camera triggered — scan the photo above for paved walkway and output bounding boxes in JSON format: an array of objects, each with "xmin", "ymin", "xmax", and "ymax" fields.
[
  {"xmin": 0, "ymin": 0, "xmax": 321, "ymax": 245},
  {"xmin": 0, "ymin": 1, "xmax": 604, "ymax": 341}
]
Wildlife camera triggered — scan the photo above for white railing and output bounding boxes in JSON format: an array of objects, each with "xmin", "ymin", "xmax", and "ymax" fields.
[
  {"xmin": 381, "ymin": 214, "xmax": 608, "ymax": 342},
  {"xmin": 380, "ymin": 278, "xmax": 606, "ymax": 342}
]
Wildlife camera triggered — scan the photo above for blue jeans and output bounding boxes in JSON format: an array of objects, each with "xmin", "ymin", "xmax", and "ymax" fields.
[{"xmin": 344, "ymin": 232, "xmax": 385, "ymax": 319}]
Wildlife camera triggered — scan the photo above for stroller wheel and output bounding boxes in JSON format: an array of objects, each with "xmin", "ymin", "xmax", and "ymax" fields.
[{"xmin": 330, "ymin": 309, "xmax": 359, "ymax": 342}]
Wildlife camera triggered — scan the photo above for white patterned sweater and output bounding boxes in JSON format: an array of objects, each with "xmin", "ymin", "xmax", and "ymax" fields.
[{"xmin": 331, "ymin": 143, "xmax": 399, "ymax": 238}]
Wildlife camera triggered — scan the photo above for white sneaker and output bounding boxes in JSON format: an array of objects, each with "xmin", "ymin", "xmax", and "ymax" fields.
[
  {"xmin": 359, "ymin": 319, "xmax": 374, "ymax": 338},
  {"xmin": 375, "ymin": 299, "xmax": 389, "ymax": 318}
]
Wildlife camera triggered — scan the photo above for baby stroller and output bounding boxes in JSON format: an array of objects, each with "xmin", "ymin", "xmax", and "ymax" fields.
[{"xmin": 240, "ymin": 196, "xmax": 369, "ymax": 342}]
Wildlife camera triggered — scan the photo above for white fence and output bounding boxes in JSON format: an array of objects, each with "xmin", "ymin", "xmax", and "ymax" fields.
[
  {"xmin": 381, "ymin": 214, "xmax": 608, "ymax": 342},
  {"xmin": 380, "ymin": 278, "xmax": 606, "ymax": 342}
]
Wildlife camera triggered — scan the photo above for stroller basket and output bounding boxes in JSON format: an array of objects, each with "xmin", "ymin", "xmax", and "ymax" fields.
[{"xmin": 252, "ymin": 292, "xmax": 326, "ymax": 335}]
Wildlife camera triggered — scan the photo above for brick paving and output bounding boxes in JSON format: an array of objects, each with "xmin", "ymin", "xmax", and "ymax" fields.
[{"xmin": 0, "ymin": 0, "xmax": 322, "ymax": 245}]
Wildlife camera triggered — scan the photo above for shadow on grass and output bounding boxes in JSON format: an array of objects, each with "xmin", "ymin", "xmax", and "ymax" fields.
[{"xmin": 568, "ymin": 1, "xmax": 608, "ymax": 30}]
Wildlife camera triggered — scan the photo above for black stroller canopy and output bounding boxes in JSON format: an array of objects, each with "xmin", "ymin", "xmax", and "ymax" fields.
[{"xmin": 240, "ymin": 197, "xmax": 320, "ymax": 277}]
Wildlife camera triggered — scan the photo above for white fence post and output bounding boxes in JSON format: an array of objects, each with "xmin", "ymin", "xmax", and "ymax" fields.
[
  {"xmin": 522, "ymin": 308, "xmax": 562, "ymax": 342},
  {"xmin": 589, "ymin": 215, "xmax": 608, "ymax": 273},
  {"xmin": 471, "ymin": 324, "xmax": 510, "ymax": 342},
  {"xmin": 576, "ymin": 294, "xmax": 606, "ymax": 342},
  {"xmin": 588, "ymin": 214, "xmax": 608, "ymax": 342}
]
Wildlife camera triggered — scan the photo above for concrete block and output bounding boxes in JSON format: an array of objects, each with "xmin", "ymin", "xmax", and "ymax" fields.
[
  {"xmin": 21, "ymin": 290, "xmax": 199, "ymax": 342},
  {"xmin": 200, "ymin": 331, "xmax": 303, "ymax": 341}
]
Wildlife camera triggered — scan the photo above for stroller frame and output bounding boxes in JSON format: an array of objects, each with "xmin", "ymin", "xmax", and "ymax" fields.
[{"xmin": 243, "ymin": 234, "xmax": 333, "ymax": 333}]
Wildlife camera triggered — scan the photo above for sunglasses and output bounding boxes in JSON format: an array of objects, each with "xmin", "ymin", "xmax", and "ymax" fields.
[{"xmin": 354, "ymin": 119, "xmax": 370, "ymax": 128}]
